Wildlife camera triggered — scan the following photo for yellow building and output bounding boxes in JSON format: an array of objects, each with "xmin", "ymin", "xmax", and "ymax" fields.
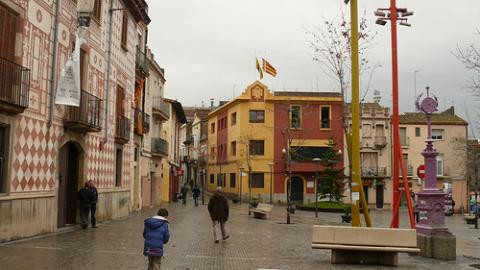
[{"xmin": 206, "ymin": 81, "xmax": 344, "ymax": 204}]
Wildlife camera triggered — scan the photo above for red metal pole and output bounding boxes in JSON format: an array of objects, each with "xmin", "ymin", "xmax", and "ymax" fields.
[{"xmin": 390, "ymin": 0, "xmax": 400, "ymax": 228}]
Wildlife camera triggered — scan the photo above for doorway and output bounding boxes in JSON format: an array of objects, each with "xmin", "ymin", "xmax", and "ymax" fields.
[
  {"xmin": 376, "ymin": 184, "xmax": 384, "ymax": 208},
  {"xmin": 57, "ymin": 142, "xmax": 82, "ymax": 228},
  {"xmin": 363, "ymin": 185, "xmax": 369, "ymax": 204},
  {"xmin": 289, "ymin": 176, "xmax": 304, "ymax": 205}
]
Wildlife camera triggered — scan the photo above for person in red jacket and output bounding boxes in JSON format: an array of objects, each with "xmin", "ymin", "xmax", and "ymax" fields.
[{"xmin": 208, "ymin": 187, "xmax": 230, "ymax": 243}]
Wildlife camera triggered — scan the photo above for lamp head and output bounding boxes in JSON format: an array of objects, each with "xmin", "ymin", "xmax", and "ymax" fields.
[
  {"xmin": 344, "ymin": 0, "xmax": 350, "ymax": 4},
  {"xmin": 376, "ymin": 18, "xmax": 387, "ymax": 26},
  {"xmin": 374, "ymin": 10, "xmax": 386, "ymax": 17},
  {"xmin": 400, "ymin": 21, "xmax": 411, "ymax": 27},
  {"xmin": 401, "ymin": 11, "xmax": 414, "ymax": 17}
]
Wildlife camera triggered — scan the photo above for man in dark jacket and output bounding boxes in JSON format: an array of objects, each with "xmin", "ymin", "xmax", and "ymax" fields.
[
  {"xmin": 88, "ymin": 180, "xmax": 98, "ymax": 228},
  {"xmin": 208, "ymin": 187, "xmax": 229, "ymax": 243},
  {"xmin": 143, "ymin": 208, "xmax": 170, "ymax": 270},
  {"xmin": 180, "ymin": 183, "xmax": 189, "ymax": 205},
  {"xmin": 192, "ymin": 185, "xmax": 200, "ymax": 207},
  {"xmin": 77, "ymin": 182, "xmax": 94, "ymax": 229}
]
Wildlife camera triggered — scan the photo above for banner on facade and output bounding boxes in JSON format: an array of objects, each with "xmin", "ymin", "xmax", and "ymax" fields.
[{"xmin": 55, "ymin": 28, "xmax": 85, "ymax": 107}]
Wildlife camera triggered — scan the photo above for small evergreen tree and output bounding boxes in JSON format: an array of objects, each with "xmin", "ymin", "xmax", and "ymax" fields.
[{"xmin": 317, "ymin": 139, "xmax": 345, "ymax": 202}]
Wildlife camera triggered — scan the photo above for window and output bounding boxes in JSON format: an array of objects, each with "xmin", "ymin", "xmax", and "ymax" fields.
[
  {"xmin": 116, "ymin": 85, "xmax": 126, "ymax": 116},
  {"xmin": 217, "ymin": 173, "xmax": 226, "ymax": 187},
  {"xmin": 251, "ymin": 173, "xmax": 264, "ymax": 188},
  {"xmin": 231, "ymin": 112, "xmax": 237, "ymax": 126},
  {"xmin": 291, "ymin": 146, "xmax": 330, "ymax": 162},
  {"xmin": 320, "ymin": 106, "xmax": 331, "ymax": 129},
  {"xmin": 0, "ymin": 126, "xmax": 8, "ymax": 193},
  {"xmin": 115, "ymin": 147, "xmax": 123, "ymax": 187},
  {"xmin": 231, "ymin": 141, "xmax": 236, "ymax": 156},
  {"xmin": 230, "ymin": 173, "xmax": 236, "ymax": 188},
  {"xmin": 92, "ymin": 0, "xmax": 101, "ymax": 22},
  {"xmin": 249, "ymin": 140, "xmax": 264, "ymax": 156},
  {"xmin": 249, "ymin": 110, "xmax": 265, "ymax": 123},
  {"xmin": 290, "ymin": 105, "xmax": 301, "ymax": 129},
  {"xmin": 362, "ymin": 124, "xmax": 372, "ymax": 138},
  {"xmin": 211, "ymin": 122, "xmax": 215, "ymax": 133},
  {"xmin": 436, "ymin": 155, "xmax": 444, "ymax": 176},
  {"xmin": 432, "ymin": 129, "xmax": 444, "ymax": 140},
  {"xmin": 134, "ymin": 147, "xmax": 138, "ymax": 162},
  {"xmin": 121, "ymin": 12, "xmax": 128, "ymax": 50},
  {"xmin": 0, "ymin": 4, "xmax": 17, "ymax": 61},
  {"xmin": 210, "ymin": 174, "xmax": 214, "ymax": 184},
  {"xmin": 399, "ymin": 127, "xmax": 408, "ymax": 146},
  {"xmin": 210, "ymin": 146, "xmax": 215, "ymax": 157},
  {"xmin": 415, "ymin": 127, "xmax": 421, "ymax": 137}
]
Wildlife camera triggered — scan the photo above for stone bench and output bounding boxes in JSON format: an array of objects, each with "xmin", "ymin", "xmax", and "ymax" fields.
[
  {"xmin": 251, "ymin": 203, "xmax": 273, "ymax": 219},
  {"xmin": 464, "ymin": 214, "xmax": 476, "ymax": 224},
  {"xmin": 311, "ymin": 225, "xmax": 420, "ymax": 266}
]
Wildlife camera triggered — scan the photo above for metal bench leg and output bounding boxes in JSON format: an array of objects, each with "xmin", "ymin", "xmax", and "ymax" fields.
[{"xmin": 331, "ymin": 250, "xmax": 398, "ymax": 266}]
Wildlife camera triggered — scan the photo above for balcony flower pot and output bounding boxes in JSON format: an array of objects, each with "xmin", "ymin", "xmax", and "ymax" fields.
[
  {"xmin": 250, "ymin": 198, "xmax": 259, "ymax": 208},
  {"xmin": 232, "ymin": 196, "xmax": 240, "ymax": 204}
]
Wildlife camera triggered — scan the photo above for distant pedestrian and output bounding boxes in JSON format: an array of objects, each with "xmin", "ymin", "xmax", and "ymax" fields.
[
  {"xmin": 77, "ymin": 182, "xmax": 94, "ymax": 229},
  {"xmin": 208, "ymin": 187, "xmax": 229, "ymax": 243},
  {"xmin": 180, "ymin": 183, "xmax": 189, "ymax": 205},
  {"xmin": 192, "ymin": 185, "xmax": 200, "ymax": 206},
  {"xmin": 143, "ymin": 208, "xmax": 170, "ymax": 270},
  {"xmin": 88, "ymin": 180, "xmax": 98, "ymax": 228}
]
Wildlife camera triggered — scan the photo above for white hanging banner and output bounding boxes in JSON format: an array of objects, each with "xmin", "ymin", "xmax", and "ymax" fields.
[{"xmin": 55, "ymin": 28, "xmax": 85, "ymax": 107}]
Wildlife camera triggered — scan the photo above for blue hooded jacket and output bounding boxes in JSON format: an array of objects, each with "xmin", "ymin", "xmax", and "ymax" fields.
[{"xmin": 143, "ymin": 216, "xmax": 170, "ymax": 257}]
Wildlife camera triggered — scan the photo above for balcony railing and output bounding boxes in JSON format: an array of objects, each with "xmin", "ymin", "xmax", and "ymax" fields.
[
  {"xmin": 135, "ymin": 46, "xmax": 149, "ymax": 77},
  {"xmin": 115, "ymin": 115, "xmax": 130, "ymax": 143},
  {"xmin": 374, "ymin": 136, "xmax": 387, "ymax": 149},
  {"xmin": 152, "ymin": 96, "xmax": 170, "ymax": 120},
  {"xmin": 0, "ymin": 57, "xmax": 30, "ymax": 113},
  {"xmin": 64, "ymin": 90, "xmax": 101, "ymax": 132},
  {"xmin": 361, "ymin": 167, "xmax": 387, "ymax": 177},
  {"xmin": 152, "ymin": 137, "xmax": 168, "ymax": 157}
]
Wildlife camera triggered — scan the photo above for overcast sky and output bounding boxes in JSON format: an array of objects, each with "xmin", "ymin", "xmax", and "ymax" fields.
[{"xmin": 147, "ymin": 0, "xmax": 480, "ymax": 136}]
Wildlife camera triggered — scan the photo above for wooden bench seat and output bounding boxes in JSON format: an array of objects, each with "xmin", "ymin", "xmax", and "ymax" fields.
[
  {"xmin": 311, "ymin": 225, "xmax": 420, "ymax": 266},
  {"xmin": 251, "ymin": 203, "xmax": 273, "ymax": 219}
]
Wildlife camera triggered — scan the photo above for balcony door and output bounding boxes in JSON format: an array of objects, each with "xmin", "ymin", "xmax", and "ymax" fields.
[
  {"xmin": 361, "ymin": 152, "xmax": 378, "ymax": 175},
  {"xmin": 0, "ymin": 4, "xmax": 17, "ymax": 61}
]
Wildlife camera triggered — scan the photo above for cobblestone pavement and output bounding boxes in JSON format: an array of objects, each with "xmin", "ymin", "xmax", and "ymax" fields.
[{"xmin": 0, "ymin": 200, "xmax": 479, "ymax": 270}]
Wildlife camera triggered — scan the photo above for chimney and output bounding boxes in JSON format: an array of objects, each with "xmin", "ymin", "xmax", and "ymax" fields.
[{"xmin": 210, "ymin": 98, "xmax": 214, "ymax": 110}]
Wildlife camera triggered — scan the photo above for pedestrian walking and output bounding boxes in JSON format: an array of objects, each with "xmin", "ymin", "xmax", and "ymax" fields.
[
  {"xmin": 77, "ymin": 182, "xmax": 94, "ymax": 229},
  {"xmin": 180, "ymin": 183, "xmax": 189, "ymax": 205},
  {"xmin": 208, "ymin": 187, "xmax": 230, "ymax": 243},
  {"xmin": 192, "ymin": 185, "xmax": 200, "ymax": 206},
  {"xmin": 88, "ymin": 180, "xmax": 98, "ymax": 228},
  {"xmin": 143, "ymin": 208, "xmax": 170, "ymax": 270}
]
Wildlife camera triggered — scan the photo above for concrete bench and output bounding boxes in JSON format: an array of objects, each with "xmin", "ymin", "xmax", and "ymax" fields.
[
  {"xmin": 311, "ymin": 225, "xmax": 420, "ymax": 266},
  {"xmin": 251, "ymin": 203, "xmax": 273, "ymax": 219}
]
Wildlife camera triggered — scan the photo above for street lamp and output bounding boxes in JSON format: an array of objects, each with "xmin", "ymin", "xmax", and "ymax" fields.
[
  {"xmin": 312, "ymin": 158, "xmax": 322, "ymax": 218},
  {"xmin": 375, "ymin": 2, "xmax": 414, "ymax": 228},
  {"xmin": 76, "ymin": 0, "xmax": 96, "ymax": 27},
  {"xmin": 239, "ymin": 167, "xmax": 244, "ymax": 205},
  {"xmin": 268, "ymin": 162, "xmax": 274, "ymax": 204}
]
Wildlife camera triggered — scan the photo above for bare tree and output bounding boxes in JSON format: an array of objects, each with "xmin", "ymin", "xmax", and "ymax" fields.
[
  {"xmin": 454, "ymin": 30, "xmax": 480, "ymax": 95},
  {"xmin": 306, "ymin": 11, "xmax": 377, "ymax": 99}
]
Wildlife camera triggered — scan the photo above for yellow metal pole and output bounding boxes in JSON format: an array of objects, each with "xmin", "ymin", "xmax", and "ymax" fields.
[{"xmin": 350, "ymin": 0, "xmax": 372, "ymax": 227}]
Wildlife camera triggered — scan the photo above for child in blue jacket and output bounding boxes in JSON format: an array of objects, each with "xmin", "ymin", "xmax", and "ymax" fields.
[{"xmin": 143, "ymin": 208, "xmax": 170, "ymax": 270}]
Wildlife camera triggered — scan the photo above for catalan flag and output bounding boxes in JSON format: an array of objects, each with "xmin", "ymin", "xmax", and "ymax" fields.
[
  {"xmin": 256, "ymin": 58, "xmax": 264, "ymax": 80},
  {"xmin": 262, "ymin": 58, "xmax": 277, "ymax": 77}
]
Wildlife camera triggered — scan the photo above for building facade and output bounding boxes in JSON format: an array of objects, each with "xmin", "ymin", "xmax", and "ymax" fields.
[
  {"xmin": 0, "ymin": 0, "xmax": 149, "ymax": 242},
  {"xmin": 399, "ymin": 107, "xmax": 468, "ymax": 211},
  {"xmin": 344, "ymin": 102, "xmax": 392, "ymax": 208},
  {"xmin": 206, "ymin": 81, "xmax": 344, "ymax": 204}
]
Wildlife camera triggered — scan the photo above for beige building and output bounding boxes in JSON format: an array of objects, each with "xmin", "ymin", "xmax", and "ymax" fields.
[
  {"xmin": 399, "ymin": 107, "xmax": 468, "ymax": 211},
  {"xmin": 344, "ymin": 102, "xmax": 392, "ymax": 208},
  {"xmin": 0, "ymin": 0, "xmax": 150, "ymax": 242}
]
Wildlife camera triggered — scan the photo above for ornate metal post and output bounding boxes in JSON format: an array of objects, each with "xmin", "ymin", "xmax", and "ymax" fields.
[{"xmin": 415, "ymin": 87, "xmax": 456, "ymax": 260}]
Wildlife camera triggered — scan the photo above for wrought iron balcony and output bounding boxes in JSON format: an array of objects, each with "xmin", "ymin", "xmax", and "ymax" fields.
[
  {"xmin": 64, "ymin": 90, "xmax": 101, "ymax": 132},
  {"xmin": 0, "ymin": 57, "xmax": 30, "ymax": 113},
  {"xmin": 152, "ymin": 137, "xmax": 168, "ymax": 157},
  {"xmin": 374, "ymin": 136, "xmax": 387, "ymax": 148},
  {"xmin": 115, "ymin": 115, "xmax": 130, "ymax": 144},
  {"xmin": 361, "ymin": 167, "xmax": 387, "ymax": 177},
  {"xmin": 135, "ymin": 46, "xmax": 149, "ymax": 77},
  {"xmin": 152, "ymin": 96, "xmax": 170, "ymax": 120}
]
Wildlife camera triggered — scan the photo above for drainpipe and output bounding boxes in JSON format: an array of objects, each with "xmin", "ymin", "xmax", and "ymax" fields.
[
  {"xmin": 104, "ymin": 0, "xmax": 115, "ymax": 144},
  {"xmin": 47, "ymin": 0, "xmax": 61, "ymax": 129}
]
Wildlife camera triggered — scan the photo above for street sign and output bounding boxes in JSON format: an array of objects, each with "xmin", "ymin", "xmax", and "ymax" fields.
[{"xmin": 417, "ymin": 165, "xmax": 425, "ymax": 179}]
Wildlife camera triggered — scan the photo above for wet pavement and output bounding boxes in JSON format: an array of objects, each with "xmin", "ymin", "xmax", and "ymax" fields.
[{"xmin": 0, "ymin": 199, "xmax": 479, "ymax": 270}]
